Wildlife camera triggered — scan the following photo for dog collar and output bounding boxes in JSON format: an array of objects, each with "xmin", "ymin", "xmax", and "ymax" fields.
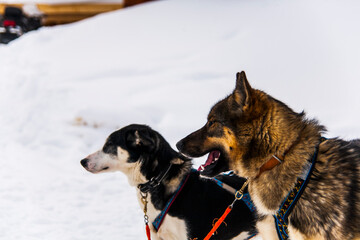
[
  {"xmin": 256, "ymin": 155, "xmax": 283, "ymax": 178},
  {"xmin": 138, "ymin": 164, "xmax": 173, "ymax": 193}
]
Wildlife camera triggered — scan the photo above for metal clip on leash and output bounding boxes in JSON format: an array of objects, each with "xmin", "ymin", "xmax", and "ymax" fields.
[
  {"xmin": 231, "ymin": 179, "xmax": 249, "ymax": 207},
  {"xmin": 139, "ymin": 189, "xmax": 151, "ymax": 240},
  {"xmin": 204, "ymin": 179, "xmax": 249, "ymax": 240}
]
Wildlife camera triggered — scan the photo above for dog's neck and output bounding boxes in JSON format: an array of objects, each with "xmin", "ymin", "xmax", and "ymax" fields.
[
  {"xmin": 248, "ymin": 102, "xmax": 324, "ymax": 213},
  {"xmin": 140, "ymin": 160, "xmax": 192, "ymax": 211},
  {"xmin": 164, "ymin": 160, "xmax": 192, "ymax": 195},
  {"xmin": 257, "ymin": 98, "xmax": 324, "ymax": 161}
]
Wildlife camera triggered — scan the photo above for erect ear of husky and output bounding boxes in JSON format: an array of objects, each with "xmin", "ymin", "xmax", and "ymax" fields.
[{"xmin": 233, "ymin": 71, "xmax": 252, "ymax": 113}]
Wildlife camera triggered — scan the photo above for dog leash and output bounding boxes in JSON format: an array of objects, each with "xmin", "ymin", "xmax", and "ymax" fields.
[
  {"xmin": 139, "ymin": 191, "xmax": 152, "ymax": 240},
  {"xmin": 138, "ymin": 169, "xmax": 193, "ymax": 240},
  {"xmin": 210, "ymin": 174, "xmax": 256, "ymax": 213},
  {"xmin": 137, "ymin": 163, "xmax": 174, "ymax": 240},
  {"xmin": 139, "ymin": 169, "xmax": 255, "ymax": 240},
  {"xmin": 203, "ymin": 179, "xmax": 249, "ymax": 240}
]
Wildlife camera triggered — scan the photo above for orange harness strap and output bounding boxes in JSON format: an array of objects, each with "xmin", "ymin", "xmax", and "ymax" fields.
[
  {"xmin": 203, "ymin": 206, "xmax": 233, "ymax": 240},
  {"xmin": 203, "ymin": 179, "xmax": 249, "ymax": 240}
]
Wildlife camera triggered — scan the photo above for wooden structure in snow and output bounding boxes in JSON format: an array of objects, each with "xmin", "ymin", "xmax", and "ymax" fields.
[{"xmin": 0, "ymin": 0, "xmax": 155, "ymax": 26}]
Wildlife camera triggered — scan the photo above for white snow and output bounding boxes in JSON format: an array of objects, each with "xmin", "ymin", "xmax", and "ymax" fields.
[{"xmin": 0, "ymin": 0, "xmax": 360, "ymax": 239}]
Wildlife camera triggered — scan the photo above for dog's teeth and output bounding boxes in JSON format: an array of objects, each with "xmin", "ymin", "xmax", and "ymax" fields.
[
  {"xmin": 200, "ymin": 165, "xmax": 205, "ymax": 171},
  {"xmin": 214, "ymin": 157, "xmax": 219, "ymax": 161}
]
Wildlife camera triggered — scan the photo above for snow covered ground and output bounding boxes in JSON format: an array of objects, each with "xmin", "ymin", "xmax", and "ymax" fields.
[{"xmin": 0, "ymin": 0, "xmax": 360, "ymax": 239}]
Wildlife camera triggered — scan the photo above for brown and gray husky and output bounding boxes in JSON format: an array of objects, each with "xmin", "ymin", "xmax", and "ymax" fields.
[{"xmin": 177, "ymin": 72, "xmax": 360, "ymax": 240}]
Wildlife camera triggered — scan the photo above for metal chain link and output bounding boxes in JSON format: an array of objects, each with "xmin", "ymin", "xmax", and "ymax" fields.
[{"xmin": 139, "ymin": 189, "xmax": 150, "ymax": 224}]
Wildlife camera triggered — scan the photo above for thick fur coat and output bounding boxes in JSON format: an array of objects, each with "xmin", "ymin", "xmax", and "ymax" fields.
[{"xmin": 177, "ymin": 72, "xmax": 360, "ymax": 240}]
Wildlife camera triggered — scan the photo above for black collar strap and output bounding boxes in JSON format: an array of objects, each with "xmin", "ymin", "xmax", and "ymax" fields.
[{"xmin": 138, "ymin": 164, "xmax": 173, "ymax": 193}]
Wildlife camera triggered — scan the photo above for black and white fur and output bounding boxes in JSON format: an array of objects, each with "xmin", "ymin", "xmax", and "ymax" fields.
[{"xmin": 81, "ymin": 124, "xmax": 256, "ymax": 240}]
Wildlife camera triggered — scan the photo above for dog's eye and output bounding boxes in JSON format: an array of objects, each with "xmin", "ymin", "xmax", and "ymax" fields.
[
  {"xmin": 103, "ymin": 140, "xmax": 117, "ymax": 155},
  {"xmin": 104, "ymin": 140, "xmax": 112, "ymax": 148}
]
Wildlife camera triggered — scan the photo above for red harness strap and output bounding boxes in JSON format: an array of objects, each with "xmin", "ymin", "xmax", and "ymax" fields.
[
  {"xmin": 203, "ymin": 179, "xmax": 249, "ymax": 240},
  {"xmin": 204, "ymin": 205, "xmax": 232, "ymax": 240},
  {"xmin": 145, "ymin": 223, "xmax": 151, "ymax": 240}
]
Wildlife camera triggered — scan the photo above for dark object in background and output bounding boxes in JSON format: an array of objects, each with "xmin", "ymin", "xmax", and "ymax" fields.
[{"xmin": 0, "ymin": 6, "xmax": 41, "ymax": 44}]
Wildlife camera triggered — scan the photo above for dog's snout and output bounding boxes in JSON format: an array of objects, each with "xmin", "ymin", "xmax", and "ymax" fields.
[
  {"xmin": 81, "ymin": 158, "xmax": 89, "ymax": 168},
  {"xmin": 176, "ymin": 139, "xmax": 184, "ymax": 151}
]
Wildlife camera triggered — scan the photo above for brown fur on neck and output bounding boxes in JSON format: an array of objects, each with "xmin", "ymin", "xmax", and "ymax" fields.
[{"xmin": 235, "ymin": 89, "xmax": 325, "ymax": 212}]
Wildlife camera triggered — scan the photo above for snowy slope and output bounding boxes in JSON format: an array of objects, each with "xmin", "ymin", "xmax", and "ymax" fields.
[{"xmin": 0, "ymin": 0, "xmax": 360, "ymax": 239}]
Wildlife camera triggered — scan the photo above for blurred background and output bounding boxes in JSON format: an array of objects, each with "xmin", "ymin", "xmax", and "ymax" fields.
[{"xmin": 0, "ymin": 0, "xmax": 359, "ymax": 239}]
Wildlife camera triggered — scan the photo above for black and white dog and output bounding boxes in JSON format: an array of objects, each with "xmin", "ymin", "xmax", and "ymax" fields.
[{"xmin": 81, "ymin": 124, "xmax": 256, "ymax": 240}]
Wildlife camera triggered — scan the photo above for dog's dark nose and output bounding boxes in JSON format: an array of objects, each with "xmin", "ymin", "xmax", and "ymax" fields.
[
  {"xmin": 81, "ymin": 158, "xmax": 89, "ymax": 168},
  {"xmin": 176, "ymin": 140, "xmax": 184, "ymax": 151}
]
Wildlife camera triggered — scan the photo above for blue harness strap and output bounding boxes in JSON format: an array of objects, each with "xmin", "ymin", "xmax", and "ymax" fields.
[
  {"xmin": 212, "ymin": 173, "xmax": 256, "ymax": 213},
  {"xmin": 152, "ymin": 169, "xmax": 193, "ymax": 231},
  {"xmin": 241, "ymin": 193, "xmax": 256, "ymax": 212},
  {"xmin": 273, "ymin": 146, "xmax": 319, "ymax": 240}
]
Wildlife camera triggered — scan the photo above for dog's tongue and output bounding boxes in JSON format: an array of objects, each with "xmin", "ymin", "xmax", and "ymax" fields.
[{"xmin": 198, "ymin": 150, "xmax": 221, "ymax": 171}]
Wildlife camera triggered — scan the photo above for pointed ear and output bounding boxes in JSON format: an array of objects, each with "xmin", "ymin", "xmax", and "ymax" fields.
[
  {"xmin": 126, "ymin": 129, "xmax": 155, "ymax": 152},
  {"xmin": 233, "ymin": 71, "xmax": 252, "ymax": 111}
]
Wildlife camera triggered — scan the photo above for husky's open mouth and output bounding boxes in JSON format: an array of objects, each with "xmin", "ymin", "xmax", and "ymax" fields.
[
  {"xmin": 198, "ymin": 150, "xmax": 228, "ymax": 176},
  {"xmin": 198, "ymin": 150, "xmax": 220, "ymax": 171}
]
